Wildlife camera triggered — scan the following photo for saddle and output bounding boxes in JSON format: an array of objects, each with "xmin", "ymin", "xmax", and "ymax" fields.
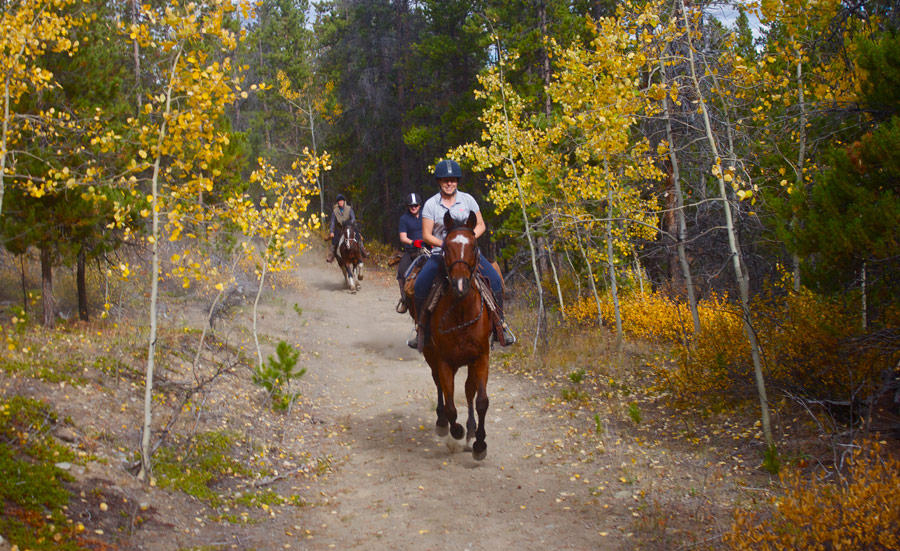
[{"xmin": 405, "ymin": 258, "xmax": 508, "ymax": 350}]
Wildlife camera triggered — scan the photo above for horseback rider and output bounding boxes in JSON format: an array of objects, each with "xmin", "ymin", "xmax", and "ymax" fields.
[
  {"xmin": 326, "ymin": 194, "xmax": 369, "ymax": 263},
  {"xmin": 396, "ymin": 192, "xmax": 423, "ymax": 314},
  {"xmin": 407, "ymin": 160, "xmax": 516, "ymax": 349}
]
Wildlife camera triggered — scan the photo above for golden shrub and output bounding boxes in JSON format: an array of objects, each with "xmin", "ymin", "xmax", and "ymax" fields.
[
  {"xmin": 565, "ymin": 288, "xmax": 897, "ymax": 409},
  {"xmin": 726, "ymin": 440, "xmax": 900, "ymax": 551}
]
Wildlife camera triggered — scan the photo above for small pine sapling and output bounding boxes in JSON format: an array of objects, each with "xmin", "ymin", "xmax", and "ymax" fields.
[{"xmin": 253, "ymin": 341, "xmax": 306, "ymax": 411}]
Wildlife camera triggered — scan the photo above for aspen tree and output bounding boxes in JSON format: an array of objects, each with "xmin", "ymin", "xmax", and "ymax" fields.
[
  {"xmin": 0, "ymin": 0, "xmax": 80, "ymax": 218},
  {"xmin": 678, "ymin": 0, "xmax": 775, "ymax": 453},
  {"xmin": 121, "ymin": 0, "xmax": 257, "ymax": 482}
]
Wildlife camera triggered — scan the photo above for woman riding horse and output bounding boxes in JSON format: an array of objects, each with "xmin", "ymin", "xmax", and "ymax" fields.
[
  {"xmin": 408, "ymin": 159, "xmax": 515, "ymax": 349},
  {"xmin": 419, "ymin": 211, "xmax": 495, "ymax": 460}
]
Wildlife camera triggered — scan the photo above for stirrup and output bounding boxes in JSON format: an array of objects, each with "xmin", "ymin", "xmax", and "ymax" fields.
[
  {"xmin": 493, "ymin": 322, "xmax": 516, "ymax": 347},
  {"xmin": 501, "ymin": 323, "xmax": 517, "ymax": 346}
]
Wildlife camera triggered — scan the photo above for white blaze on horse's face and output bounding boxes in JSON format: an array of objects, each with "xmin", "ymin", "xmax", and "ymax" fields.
[{"xmin": 449, "ymin": 233, "xmax": 471, "ymax": 258}]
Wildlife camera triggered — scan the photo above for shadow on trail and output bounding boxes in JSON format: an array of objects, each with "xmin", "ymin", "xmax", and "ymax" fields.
[
  {"xmin": 349, "ymin": 322, "xmax": 421, "ymax": 362},
  {"xmin": 346, "ymin": 409, "xmax": 487, "ymax": 469},
  {"xmin": 310, "ymin": 274, "xmax": 353, "ymax": 292}
]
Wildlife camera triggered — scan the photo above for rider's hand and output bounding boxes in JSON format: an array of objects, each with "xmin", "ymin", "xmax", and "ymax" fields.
[{"xmin": 413, "ymin": 239, "xmax": 423, "ymax": 248}]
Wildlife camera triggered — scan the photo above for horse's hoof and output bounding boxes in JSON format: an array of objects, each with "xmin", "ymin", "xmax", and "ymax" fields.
[
  {"xmin": 435, "ymin": 422, "xmax": 449, "ymax": 437},
  {"xmin": 472, "ymin": 441, "xmax": 487, "ymax": 461},
  {"xmin": 450, "ymin": 424, "xmax": 464, "ymax": 440}
]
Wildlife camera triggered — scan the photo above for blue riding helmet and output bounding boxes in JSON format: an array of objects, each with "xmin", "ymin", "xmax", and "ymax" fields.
[
  {"xmin": 406, "ymin": 192, "xmax": 422, "ymax": 206},
  {"xmin": 336, "ymin": 194, "xmax": 346, "ymax": 202},
  {"xmin": 434, "ymin": 159, "xmax": 462, "ymax": 180}
]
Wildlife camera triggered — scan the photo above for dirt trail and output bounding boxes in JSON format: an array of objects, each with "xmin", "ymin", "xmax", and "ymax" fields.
[{"xmin": 250, "ymin": 252, "xmax": 629, "ymax": 551}]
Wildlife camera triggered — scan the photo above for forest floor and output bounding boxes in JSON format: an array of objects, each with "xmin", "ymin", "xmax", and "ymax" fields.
[{"xmin": 0, "ymin": 244, "xmax": 781, "ymax": 551}]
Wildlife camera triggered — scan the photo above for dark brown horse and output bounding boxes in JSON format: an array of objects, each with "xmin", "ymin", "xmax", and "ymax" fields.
[
  {"xmin": 412, "ymin": 211, "xmax": 494, "ymax": 460},
  {"xmin": 336, "ymin": 223, "xmax": 364, "ymax": 292}
]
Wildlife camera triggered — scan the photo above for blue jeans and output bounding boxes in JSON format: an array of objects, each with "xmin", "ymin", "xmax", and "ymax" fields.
[{"xmin": 414, "ymin": 253, "xmax": 502, "ymax": 301}]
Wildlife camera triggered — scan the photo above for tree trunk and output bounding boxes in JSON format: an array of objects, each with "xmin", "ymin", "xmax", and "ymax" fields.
[
  {"xmin": 681, "ymin": 0, "xmax": 774, "ymax": 452},
  {"xmin": 538, "ymin": 0, "xmax": 552, "ymax": 116},
  {"xmin": 574, "ymin": 219, "xmax": 603, "ymax": 327},
  {"xmin": 20, "ymin": 254, "xmax": 27, "ymax": 314},
  {"xmin": 633, "ymin": 252, "xmax": 645, "ymax": 297},
  {"xmin": 660, "ymin": 57, "xmax": 701, "ymax": 335},
  {"xmin": 307, "ymin": 96, "xmax": 325, "ymax": 217},
  {"xmin": 77, "ymin": 247, "xmax": 88, "ymax": 321},
  {"xmin": 547, "ymin": 242, "xmax": 566, "ymax": 318},
  {"xmin": 40, "ymin": 246, "xmax": 54, "ymax": 327},
  {"xmin": 1, "ymin": 73, "xmax": 10, "ymax": 218},
  {"xmin": 792, "ymin": 57, "xmax": 807, "ymax": 293},
  {"xmin": 139, "ymin": 46, "xmax": 181, "ymax": 482},
  {"xmin": 605, "ymin": 181, "xmax": 623, "ymax": 347},
  {"xmin": 493, "ymin": 37, "xmax": 546, "ymax": 351},
  {"xmin": 132, "ymin": 0, "xmax": 141, "ymax": 113}
]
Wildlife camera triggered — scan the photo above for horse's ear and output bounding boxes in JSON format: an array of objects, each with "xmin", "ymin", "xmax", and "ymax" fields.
[
  {"xmin": 466, "ymin": 211, "xmax": 477, "ymax": 229},
  {"xmin": 444, "ymin": 211, "xmax": 455, "ymax": 230}
]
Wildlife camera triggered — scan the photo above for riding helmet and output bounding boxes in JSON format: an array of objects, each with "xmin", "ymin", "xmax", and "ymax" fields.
[
  {"xmin": 434, "ymin": 159, "xmax": 462, "ymax": 180},
  {"xmin": 406, "ymin": 192, "xmax": 421, "ymax": 206},
  {"xmin": 336, "ymin": 193, "xmax": 346, "ymax": 202}
]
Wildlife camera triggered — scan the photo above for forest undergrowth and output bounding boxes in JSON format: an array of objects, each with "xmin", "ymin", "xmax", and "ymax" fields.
[
  {"xmin": 499, "ymin": 281, "xmax": 900, "ymax": 550},
  {"xmin": 1, "ymin": 247, "xmax": 899, "ymax": 551}
]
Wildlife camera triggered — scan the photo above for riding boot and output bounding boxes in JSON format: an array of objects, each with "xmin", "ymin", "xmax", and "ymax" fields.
[
  {"xmin": 494, "ymin": 294, "xmax": 517, "ymax": 347},
  {"xmin": 407, "ymin": 296, "xmax": 426, "ymax": 349},
  {"xmin": 396, "ymin": 282, "xmax": 408, "ymax": 314}
]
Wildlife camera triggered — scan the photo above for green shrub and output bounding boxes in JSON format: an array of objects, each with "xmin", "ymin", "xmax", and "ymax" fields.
[{"xmin": 252, "ymin": 341, "xmax": 306, "ymax": 411}]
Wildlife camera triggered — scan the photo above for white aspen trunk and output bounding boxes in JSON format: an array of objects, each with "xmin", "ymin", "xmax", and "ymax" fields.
[
  {"xmin": 604, "ymin": 168, "xmax": 623, "ymax": 346},
  {"xmin": 1, "ymin": 73, "xmax": 9, "ymax": 218},
  {"xmin": 633, "ymin": 253, "xmax": 645, "ymax": 298},
  {"xmin": 307, "ymin": 95, "xmax": 324, "ymax": 217},
  {"xmin": 574, "ymin": 219, "xmax": 604, "ymax": 326},
  {"xmin": 547, "ymin": 243, "xmax": 566, "ymax": 318},
  {"xmin": 493, "ymin": 42, "xmax": 546, "ymax": 352},
  {"xmin": 132, "ymin": 0, "xmax": 141, "ymax": 112},
  {"xmin": 562, "ymin": 235, "xmax": 581, "ymax": 298},
  {"xmin": 138, "ymin": 47, "xmax": 182, "ymax": 482},
  {"xmin": 792, "ymin": 57, "xmax": 807, "ymax": 293},
  {"xmin": 253, "ymin": 253, "xmax": 270, "ymax": 370},
  {"xmin": 606, "ymin": 188, "xmax": 623, "ymax": 348},
  {"xmin": 659, "ymin": 58, "xmax": 701, "ymax": 334},
  {"xmin": 681, "ymin": 0, "xmax": 774, "ymax": 451}
]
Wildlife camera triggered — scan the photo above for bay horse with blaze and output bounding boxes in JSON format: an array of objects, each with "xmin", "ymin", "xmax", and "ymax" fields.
[
  {"xmin": 411, "ymin": 211, "xmax": 494, "ymax": 460},
  {"xmin": 336, "ymin": 222, "xmax": 364, "ymax": 292}
]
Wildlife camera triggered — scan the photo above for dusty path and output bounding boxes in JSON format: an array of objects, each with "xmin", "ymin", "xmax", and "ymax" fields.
[{"xmin": 250, "ymin": 252, "xmax": 629, "ymax": 551}]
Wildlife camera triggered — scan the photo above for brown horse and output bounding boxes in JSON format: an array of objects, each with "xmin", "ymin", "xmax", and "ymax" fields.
[
  {"xmin": 336, "ymin": 223, "xmax": 364, "ymax": 292},
  {"xmin": 412, "ymin": 211, "xmax": 494, "ymax": 460}
]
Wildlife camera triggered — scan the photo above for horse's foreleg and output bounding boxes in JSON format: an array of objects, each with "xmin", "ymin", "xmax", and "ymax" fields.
[
  {"xmin": 431, "ymin": 367, "xmax": 449, "ymax": 437},
  {"xmin": 471, "ymin": 356, "xmax": 490, "ymax": 461},
  {"xmin": 437, "ymin": 363, "xmax": 464, "ymax": 445},
  {"xmin": 464, "ymin": 373, "xmax": 477, "ymax": 447}
]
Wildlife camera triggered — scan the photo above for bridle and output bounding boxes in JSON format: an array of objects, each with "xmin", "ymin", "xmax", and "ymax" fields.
[
  {"xmin": 443, "ymin": 226, "xmax": 478, "ymax": 283},
  {"xmin": 438, "ymin": 226, "xmax": 484, "ymax": 334},
  {"xmin": 342, "ymin": 225, "xmax": 358, "ymax": 245}
]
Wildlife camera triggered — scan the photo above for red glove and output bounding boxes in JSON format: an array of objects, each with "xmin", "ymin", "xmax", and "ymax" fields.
[{"xmin": 413, "ymin": 239, "xmax": 423, "ymax": 248}]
